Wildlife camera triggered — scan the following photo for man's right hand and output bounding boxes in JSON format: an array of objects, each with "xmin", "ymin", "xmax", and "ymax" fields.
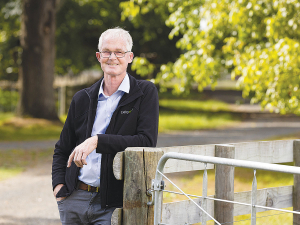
[{"xmin": 53, "ymin": 184, "xmax": 66, "ymax": 201}]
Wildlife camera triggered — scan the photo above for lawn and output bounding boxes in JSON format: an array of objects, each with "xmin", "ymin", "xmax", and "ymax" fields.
[
  {"xmin": 0, "ymin": 148, "xmax": 54, "ymax": 181},
  {"xmin": 0, "ymin": 113, "xmax": 63, "ymax": 141},
  {"xmin": 159, "ymin": 99, "xmax": 240, "ymax": 132}
]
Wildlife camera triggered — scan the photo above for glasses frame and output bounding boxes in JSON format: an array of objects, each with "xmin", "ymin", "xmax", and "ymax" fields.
[{"xmin": 99, "ymin": 51, "xmax": 131, "ymax": 58}]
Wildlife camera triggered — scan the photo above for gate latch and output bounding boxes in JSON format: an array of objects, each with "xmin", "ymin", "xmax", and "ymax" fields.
[{"xmin": 152, "ymin": 179, "xmax": 165, "ymax": 191}]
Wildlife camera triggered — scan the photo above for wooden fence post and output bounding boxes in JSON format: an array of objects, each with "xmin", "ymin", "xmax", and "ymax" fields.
[
  {"xmin": 215, "ymin": 144, "xmax": 235, "ymax": 225},
  {"xmin": 123, "ymin": 147, "xmax": 163, "ymax": 225},
  {"xmin": 294, "ymin": 140, "xmax": 300, "ymax": 225}
]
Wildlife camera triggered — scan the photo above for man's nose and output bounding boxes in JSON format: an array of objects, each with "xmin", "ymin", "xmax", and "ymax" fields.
[{"xmin": 109, "ymin": 52, "xmax": 117, "ymax": 59}]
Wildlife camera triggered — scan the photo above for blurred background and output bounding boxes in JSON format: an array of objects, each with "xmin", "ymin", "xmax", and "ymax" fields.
[{"xmin": 1, "ymin": 0, "xmax": 300, "ymax": 224}]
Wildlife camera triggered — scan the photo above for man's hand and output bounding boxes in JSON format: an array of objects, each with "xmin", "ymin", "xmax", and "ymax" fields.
[
  {"xmin": 67, "ymin": 136, "xmax": 98, "ymax": 168},
  {"xmin": 53, "ymin": 184, "xmax": 66, "ymax": 201}
]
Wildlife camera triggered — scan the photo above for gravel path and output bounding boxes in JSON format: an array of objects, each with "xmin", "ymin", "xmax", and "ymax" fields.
[{"xmin": 1, "ymin": 113, "xmax": 300, "ymax": 225}]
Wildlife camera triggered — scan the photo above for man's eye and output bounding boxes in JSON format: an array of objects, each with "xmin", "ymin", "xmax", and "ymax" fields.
[
  {"xmin": 116, "ymin": 52, "xmax": 123, "ymax": 54},
  {"xmin": 103, "ymin": 51, "xmax": 111, "ymax": 54}
]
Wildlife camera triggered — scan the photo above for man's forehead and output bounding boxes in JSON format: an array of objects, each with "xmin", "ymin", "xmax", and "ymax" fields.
[{"xmin": 102, "ymin": 36, "xmax": 126, "ymax": 45}]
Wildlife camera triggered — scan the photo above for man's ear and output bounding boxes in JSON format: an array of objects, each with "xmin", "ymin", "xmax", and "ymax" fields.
[
  {"xmin": 96, "ymin": 52, "xmax": 101, "ymax": 62},
  {"xmin": 128, "ymin": 52, "xmax": 134, "ymax": 63}
]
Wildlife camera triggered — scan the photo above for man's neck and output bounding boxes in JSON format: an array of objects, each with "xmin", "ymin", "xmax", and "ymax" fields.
[{"xmin": 103, "ymin": 73, "xmax": 126, "ymax": 96}]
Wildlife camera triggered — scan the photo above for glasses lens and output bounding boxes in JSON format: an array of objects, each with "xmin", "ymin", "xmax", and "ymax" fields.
[
  {"xmin": 101, "ymin": 51, "xmax": 111, "ymax": 57},
  {"xmin": 115, "ymin": 52, "xmax": 124, "ymax": 58}
]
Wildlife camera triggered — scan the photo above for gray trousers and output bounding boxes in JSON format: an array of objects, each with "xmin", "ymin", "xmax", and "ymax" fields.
[{"xmin": 57, "ymin": 189, "xmax": 115, "ymax": 225}]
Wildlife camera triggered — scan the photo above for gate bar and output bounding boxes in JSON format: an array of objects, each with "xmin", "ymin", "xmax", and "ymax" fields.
[{"xmin": 153, "ymin": 152, "xmax": 300, "ymax": 225}]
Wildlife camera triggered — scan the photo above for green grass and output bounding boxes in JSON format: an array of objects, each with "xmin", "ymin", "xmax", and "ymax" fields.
[
  {"xmin": 0, "ymin": 148, "xmax": 54, "ymax": 181},
  {"xmin": 0, "ymin": 115, "xmax": 63, "ymax": 141},
  {"xmin": 159, "ymin": 99, "xmax": 230, "ymax": 112},
  {"xmin": 159, "ymin": 112, "xmax": 238, "ymax": 131},
  {"xmin": 159, "ymin": 99, "xmax": 240, "ymax": 132},
  {"xmin": 0, "ymin": 112, "xmax": 14, "ymax": 122}
]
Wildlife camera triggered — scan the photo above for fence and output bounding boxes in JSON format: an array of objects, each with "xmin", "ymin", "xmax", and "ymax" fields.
[{"xmin": 111, "ymin": 139, "xmax": 300, "ymax": 225}]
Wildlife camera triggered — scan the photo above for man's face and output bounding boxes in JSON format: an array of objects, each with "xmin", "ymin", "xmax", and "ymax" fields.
[{"xmin": 96, "ymin": 37, "xmax": 133, "ymax": 78}]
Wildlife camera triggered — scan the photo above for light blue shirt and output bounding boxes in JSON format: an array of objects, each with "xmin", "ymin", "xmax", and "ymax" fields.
[{"xmin": 78, "ymin": 74, "xmax": 130, "ymax": 187}]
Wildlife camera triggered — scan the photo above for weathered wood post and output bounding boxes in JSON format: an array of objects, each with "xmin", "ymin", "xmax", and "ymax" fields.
[
  {"xmin": 214, "ymin": 144, "xmax": 235, "ymax": 225},
  {"xmin": 293, "ymin": 140, "xmax": 300, "ymax": 225},
  {"xmin": 122, "ymin": 147, "xmax": 163, "ymax": 225}
]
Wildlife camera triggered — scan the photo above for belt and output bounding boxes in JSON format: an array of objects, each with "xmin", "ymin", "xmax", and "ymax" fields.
[{"xmin": 78, "ymin": 181, "xmax": 99, "ymax": 192}]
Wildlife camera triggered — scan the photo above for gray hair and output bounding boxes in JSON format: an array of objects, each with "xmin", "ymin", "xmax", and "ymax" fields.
[{"xmin": 98, "ymin": 27, "xmax": 133, "ymax": 51}]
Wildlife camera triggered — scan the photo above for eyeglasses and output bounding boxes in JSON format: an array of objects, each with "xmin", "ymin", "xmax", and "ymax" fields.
[{"xmin": 99, "ymin": 51, "xmax": 131, "ymax": 58}]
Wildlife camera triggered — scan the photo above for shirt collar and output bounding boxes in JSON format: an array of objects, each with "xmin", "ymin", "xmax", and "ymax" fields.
[{"xmin": 98, "ymin": 73, "xmax": 130, "ymax": 99}]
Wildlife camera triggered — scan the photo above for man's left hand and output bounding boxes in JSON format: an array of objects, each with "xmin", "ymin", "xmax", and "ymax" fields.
[{"xmin": 67, "ymin": 136, "xmax": 98, "ymax": 168}]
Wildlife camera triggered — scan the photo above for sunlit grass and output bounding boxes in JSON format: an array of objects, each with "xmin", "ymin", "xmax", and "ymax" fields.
[
  {"xmin": 159, "ymin": 112, "xmax": 238, "ymax": 132},
  {"xmin": 159, "ymin": 99, "xmax": 230, "ymax": 112},
  {"xmin": 0, "ymin": 116, "xmax": 62, "ymax": 141},
  {"xmin": 0, "ymin": 112, "xmax": 14, "ymax": 123},
  {"xmin": 159, "ymin": 99, "xmax": 240, "ymax": 132}
]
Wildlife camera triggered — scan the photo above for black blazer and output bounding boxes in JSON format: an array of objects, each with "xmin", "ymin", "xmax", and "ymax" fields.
[{"xmin": 52, "ymin": 74, "xmax": 159, "ymax": 208}]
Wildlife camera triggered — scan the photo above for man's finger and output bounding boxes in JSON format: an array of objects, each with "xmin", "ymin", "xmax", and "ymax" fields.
[
  {"xmin": 67, "ymin": 151, "xmax": 75, "ymax": 167},
  {"xmin": 82, "ymin": 152, "xmax": 88, "ymax": 165},
  {"xmin": 75, "ymin": 150, "xmax": 84, "ymax": 167}
]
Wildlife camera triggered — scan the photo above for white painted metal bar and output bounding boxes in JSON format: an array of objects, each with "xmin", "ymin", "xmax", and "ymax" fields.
[
  {"xmin": 202, "ymin": 163, "xmax": 208, "ymax": 225},
  {"xmin": 153, "ymin": 152, "xmax": 300, "ymax": 225},
  {"xmin": 161, "ymin": 190, "xmax": 300, "ymax": 215},
  {"xmin": 157, "ymin": 170, "xmax": 221, "ymax": 225},
  {"xmin": 157, "ymin": 152, "xmax": 300, "ymax": 175},
  {"xmin": 251, "ymin": 170, "xmax": 257, "ymax": 225}
]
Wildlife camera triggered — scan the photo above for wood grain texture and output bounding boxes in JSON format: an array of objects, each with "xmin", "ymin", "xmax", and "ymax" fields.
[
  {"xmin": 294, "ymin": 140, "xmax": 300, "ymax": 225},
  {"xmin": 111, "ymin": 208, "xmax": 122, "ymax": 225},
  {"xmin": 233, "ymin": 140, "xmax": 294, "ymax": 163},
  {"xmin": 122, "ymin": 147, "xmax": 163, "ymax": 225},
  {"xmin": 113, "ymin": 140, "xmax": 295, "ymax": 180},
  {"xmin": 214, "ymin": 144, "xmax": 235, "ymax": 225},
  {"xmin": 113, "ymin": 151, "xmax": 124, "ymax": 180}
]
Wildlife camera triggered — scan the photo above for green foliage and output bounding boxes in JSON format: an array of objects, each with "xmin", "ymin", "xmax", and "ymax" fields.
[
  {"xmin": 0, "ymin": 0, "xmax": 180, "ymax": 81},
  {"xmin": 131, "ymin": 56, "xmax": 155, "ymax": 78},
  {"xmin": 0, "ymin": 89, "xmax": 19, "ymax": 112},
  {"xmin": 0, "ymin": 0, "xmax": 21, "ymax": 81},
  {"xmin": 122, "ymin": 0, "xmax": 300, "ymax": 115},
  {"xmin": 55, "ymin": 0, "xmax": 122, "ymax": 75},
  {"xmin": 119, "ymin": 0, "xmax": 182, "ymax": 79}
]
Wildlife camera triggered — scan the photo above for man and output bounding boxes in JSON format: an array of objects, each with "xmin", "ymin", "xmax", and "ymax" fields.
[{"xmin": 52, "ymin": 27, "xmax": 159, "ymax": 225}]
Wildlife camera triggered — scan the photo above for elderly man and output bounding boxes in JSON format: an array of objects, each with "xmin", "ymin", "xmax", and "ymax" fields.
[{"xmin": 52, "ymin": 27, "xmax": 159, "ymax": 225}]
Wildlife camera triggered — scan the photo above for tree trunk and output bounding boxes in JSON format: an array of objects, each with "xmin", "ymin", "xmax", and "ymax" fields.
[{"xmin": 18, "ymin": 0, "xmax": 58, "ymax": 120}]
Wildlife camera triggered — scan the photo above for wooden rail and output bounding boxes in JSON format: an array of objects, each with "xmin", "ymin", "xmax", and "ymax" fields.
[{"xmin": 111, "ymin": 139, "xmax": 300, "ymax": 225}]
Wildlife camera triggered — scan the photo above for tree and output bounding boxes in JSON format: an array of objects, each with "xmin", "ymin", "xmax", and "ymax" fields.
[
  {"xmin": 0, "ymin": 0, "xmax": 180, "ymax": 119},
  {"xmin": 18, "ymin": 0, "xmax": 58, "ymax": 120},
  {"xmin": 122, "ymin": 0, "xmax": 300, "ymax": 115},
  {"xmin": 55, "ymin": 0, "xmax": 181, "ymax": 79}
]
